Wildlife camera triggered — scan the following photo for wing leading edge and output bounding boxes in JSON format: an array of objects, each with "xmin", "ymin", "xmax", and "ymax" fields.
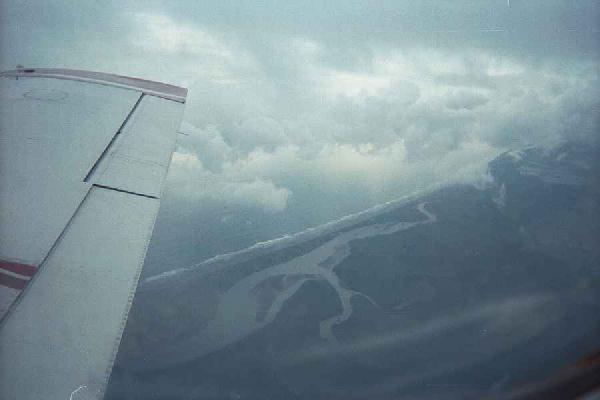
[{"xmin": 0, "ymin": 68, "xmax": 186, "ymax": 399}]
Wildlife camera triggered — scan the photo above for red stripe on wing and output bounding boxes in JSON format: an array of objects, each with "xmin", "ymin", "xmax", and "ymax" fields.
[
  {"xmin": 0, "ymin": 260, "xmax": 37, "ymax": 277},
  {"xmin": 0, "ymin": 272, "xmax": 28, "ymax": 290}
]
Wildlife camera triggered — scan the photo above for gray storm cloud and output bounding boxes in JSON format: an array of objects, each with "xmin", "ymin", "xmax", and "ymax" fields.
[{"xmin": 1, "ymin": 0, "xmax": 598, "ymax": 273}]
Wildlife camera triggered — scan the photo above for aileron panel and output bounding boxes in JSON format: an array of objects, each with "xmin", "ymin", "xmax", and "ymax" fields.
[{"xmin": 92, "ymin": 95, "xmax": 184, "ymax": 197}]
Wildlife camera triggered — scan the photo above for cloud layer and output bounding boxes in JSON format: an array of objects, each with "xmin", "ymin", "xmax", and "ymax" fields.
[{"xmin": 1, "ymin": 1, "xmax": 598, "ymax": 272}]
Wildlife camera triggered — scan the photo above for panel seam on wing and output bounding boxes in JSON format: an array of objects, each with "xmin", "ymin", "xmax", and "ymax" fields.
[
  {"xmin": 84, "ymin": 93, "xmax": 145, "ymax": 183},
  {"xmin": 92, "ymin": 184, "xmax": 159, "ymax": 199},
  {"xmin": 0, "ymin": 187, "xmax": 93, "ymax": 328}
]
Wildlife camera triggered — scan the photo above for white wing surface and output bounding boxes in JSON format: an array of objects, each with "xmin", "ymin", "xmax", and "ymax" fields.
[{"xmin": 0, "ymin": 68, "xmax": 186, "ymax": 399}]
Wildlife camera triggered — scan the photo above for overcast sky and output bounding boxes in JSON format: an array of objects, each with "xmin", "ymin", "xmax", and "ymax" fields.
[{"xmin": 2, "ymin": 0, "xmax": 598, "ymax": 274}]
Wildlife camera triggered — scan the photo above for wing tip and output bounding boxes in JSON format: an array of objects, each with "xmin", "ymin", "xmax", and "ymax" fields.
[{"xmin": 0, "ymin": 67, "xmax": 188, "ymax": 103}]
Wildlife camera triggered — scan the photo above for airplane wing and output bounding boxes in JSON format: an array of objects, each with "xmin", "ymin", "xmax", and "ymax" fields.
[{"xmin": 0, "ymin": 68, "xmax": 186, "ymax": 399}]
